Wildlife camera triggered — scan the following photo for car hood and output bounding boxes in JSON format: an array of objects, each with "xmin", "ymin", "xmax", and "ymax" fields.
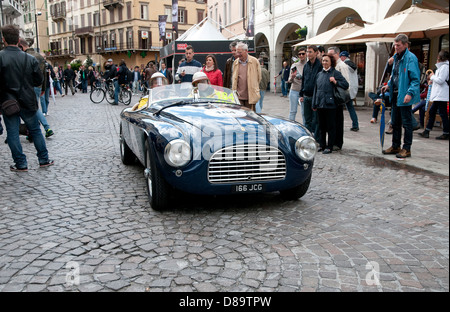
[{"xmin": 160, "ymin": 104, "xmax": 279, "ymax": 136}]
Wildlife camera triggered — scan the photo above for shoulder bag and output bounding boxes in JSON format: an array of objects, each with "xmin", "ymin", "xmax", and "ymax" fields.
[
  {"xmin": 332, "ymin": 71, "xmax": 350, "ymax": 106},
  {"xmin": 1, "ymin": 53, "xmax": 27, "ymax": 116}
]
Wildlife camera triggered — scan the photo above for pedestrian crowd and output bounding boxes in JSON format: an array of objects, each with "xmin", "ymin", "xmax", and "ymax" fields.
[{"xmin": 0, "ymin": 22, "xmax": 448, "ymax": 172}]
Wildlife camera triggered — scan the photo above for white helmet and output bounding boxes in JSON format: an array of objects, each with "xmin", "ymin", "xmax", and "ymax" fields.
[
  {"xmin": 192, "ymin": 72, "xmax": 210, "ymax": 85},
  {"xmin": 150, "ymin": 72, "xmax": 169, "ymax": 87}
]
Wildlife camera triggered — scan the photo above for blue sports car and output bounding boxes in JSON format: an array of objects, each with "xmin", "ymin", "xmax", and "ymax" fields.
[{"xmin": 120, "ymin": 83, "xmax": 317, "ymax": 210}]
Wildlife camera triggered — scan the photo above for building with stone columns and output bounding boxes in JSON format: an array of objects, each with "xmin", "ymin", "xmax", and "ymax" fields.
[{"xmin": 208, "ymin": 0, "xmax": 449, "ymax": 104}]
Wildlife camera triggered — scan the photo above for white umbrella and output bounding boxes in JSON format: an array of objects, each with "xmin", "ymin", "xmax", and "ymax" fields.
[
  {"xmin": 293, "ymin": 22, "xmax": 364, "ymax": 47},
  {"xmin": 49, "ymin": 75, "xmax": 56, "ymax": 105},
  {"xmin": 339, "ymin": 5, "xmax": 449, "ymax": 41}
]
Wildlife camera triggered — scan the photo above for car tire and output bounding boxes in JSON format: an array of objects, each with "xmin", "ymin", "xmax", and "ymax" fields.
[
  {"xmin": 145, "ymin": 141, "xmax": 171, "ymax": 211},
  {"xmin": 120, "ymin": 126, "xmax": 135, "ymax": 165},
  {"xmin": 280, "ymin": 172, "xmax": 312, "ymax": 200}
]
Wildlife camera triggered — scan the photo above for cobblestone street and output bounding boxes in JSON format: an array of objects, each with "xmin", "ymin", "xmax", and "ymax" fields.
[{"xmin": 0, "ymin": 92, "xmax": 448, "ymax": 292}]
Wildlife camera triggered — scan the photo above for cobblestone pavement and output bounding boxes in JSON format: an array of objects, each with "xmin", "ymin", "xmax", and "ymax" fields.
[{"xmin": 0, "ymin": 92, "xmax": 448, "ymax": 292}]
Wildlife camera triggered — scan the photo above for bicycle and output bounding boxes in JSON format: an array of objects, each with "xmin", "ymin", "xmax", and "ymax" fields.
[
  {"xmin": 118, "ymin": 84, "xmax": 132, "ymax": 105},
  {"xmin": 89, "ymin": 79, "xmax": 115, "ymax": 104}
]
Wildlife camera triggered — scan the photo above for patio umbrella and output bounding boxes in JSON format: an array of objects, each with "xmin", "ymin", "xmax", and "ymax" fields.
[
  {"xmin": 339, "ymin": 5, "xmax": 449, "ymax": 41},
  {"xmin": 425, "ymin": 19, "xmax": 449, "ymax": 37},
  {"xmin": 293, "ymin": 22, "xmax": 364, "ymax": 47}
]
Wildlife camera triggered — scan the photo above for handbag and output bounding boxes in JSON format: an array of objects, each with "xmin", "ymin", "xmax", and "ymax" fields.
[
  {"xmin": 1, "ymin": 99, "xmax": 21, "ymax": 116},
  {"xmin": 1, "ymin": 53, "xmax": 27, "ymax": 116},
  {"xmin": 332, "ymin": 71, "xmax": 350, "ymax": 106}
]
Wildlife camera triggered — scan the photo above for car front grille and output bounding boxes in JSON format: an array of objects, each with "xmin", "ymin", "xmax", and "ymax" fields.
[{"xmin": 208, "ymin": 144, "xmax": 287, "ymax": 184}]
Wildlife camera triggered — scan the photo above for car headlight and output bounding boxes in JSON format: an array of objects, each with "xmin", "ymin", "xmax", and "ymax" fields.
[
  {"xmin": 164, "ymin": 139, "xmax": 191, "ymax": 167},
  {"xmin": 295, "ymin": 136, "xmax": 317, "ymax": 161}
]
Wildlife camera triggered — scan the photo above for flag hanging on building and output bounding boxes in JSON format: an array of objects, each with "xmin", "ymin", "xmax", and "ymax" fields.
[
  {"xmin": 246, "ymin": 0, "xmax": 255, "ymax": 37},
  {"xmin": 172, "ymin": 0, "xmax": 179, "ymax": 34},
  {"xmin": 159, "ymin": 15, "xmax": 168, "ymax": 41}
]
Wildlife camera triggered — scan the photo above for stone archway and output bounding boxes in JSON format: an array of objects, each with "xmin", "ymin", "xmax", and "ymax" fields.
[
  {"xmin": 255, "ymin": 33, "xmax": 270, "ymax": 65},
  {"xmin": 271, "ymin": 23, "xmax": 302, "ymax": 92}
]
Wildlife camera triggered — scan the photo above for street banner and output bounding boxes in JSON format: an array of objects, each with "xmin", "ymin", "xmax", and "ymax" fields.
[
  {"xmin": 172, "ymin": 0, "xmax": 178, "ymax": 34},
  {"xmin": 246, "ymin": 0, "xmax": 255, "ymax": 37},
  {"xmin": 159, "ymin": 15, "xmax": 168, "ymax": 41}
]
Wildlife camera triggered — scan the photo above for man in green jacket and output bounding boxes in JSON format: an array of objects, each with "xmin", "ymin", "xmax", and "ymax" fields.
[{"xmin": 382, "ymin": 34, "xmax": 420, "ymax": 158}]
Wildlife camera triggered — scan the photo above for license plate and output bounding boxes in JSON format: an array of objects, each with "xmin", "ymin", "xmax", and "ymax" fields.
[{"xmin": 232, "ymin": 183, "xmax": 265, "ymax": 193}]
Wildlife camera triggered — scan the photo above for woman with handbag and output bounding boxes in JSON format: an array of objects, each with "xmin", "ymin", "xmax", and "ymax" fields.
[{"xmin": 312, "ymin": 54, "xmax": 349, "ymax": 154}]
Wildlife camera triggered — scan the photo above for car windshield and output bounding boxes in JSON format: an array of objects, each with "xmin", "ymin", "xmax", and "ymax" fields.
[{"xmin": 128, "ymin": 83, "xmax": 241, "ymax": 112}]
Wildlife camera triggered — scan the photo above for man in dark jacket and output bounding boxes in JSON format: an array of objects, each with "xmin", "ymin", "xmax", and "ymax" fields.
[
  {"xmin": 79, "ymin": 65, "xmax": 89, "ymax": 93},
  {"xmin": 63, "ymin": 64, "xmax": 75, "ymax": 95},
  {"xmin": 300, "ymin": 45, "xmax": 323, "ymax": 141},
  {"xmin": 0, "ymin": 24, "xmax": 53, "ymax": 171}
]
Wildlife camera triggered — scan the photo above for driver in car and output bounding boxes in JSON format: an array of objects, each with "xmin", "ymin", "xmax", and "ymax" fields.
[
  {"xmin": 133, "ymin": 72, "xmax": 169, "ymax": 111},
  {"xmin": 192, "ymin": 72, "xmax": 216, "ymax": 98}
]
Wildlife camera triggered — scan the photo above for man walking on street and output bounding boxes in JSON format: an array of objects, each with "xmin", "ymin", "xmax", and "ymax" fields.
[
  {"xmin": 232, "ymin": 42, "xmax": 261, "ymax": 112},
  {"xmin": 0, "ymin": 24, "xmax": 54, "ymax": 171},
  {"xmin": 18, "ymin": 37, "xmax": 54, "ymax": 139},
  {"xmin": 63, "ymin": 64, "xmax": 75, "ymax": 96},
  {"xmin": 339, "ymin": 50, "xmax": 360, "ymax": 132},
  {"xmin": 300, "ymin": 45, "xmax": 322, "ymax": 140},
  {"xmin": 275, "ymin": 61, "xmax": 290, "ymax": 97},
  {"xmin": 382, "ymin": 34, "xmax": 421, "ymax": 158}
]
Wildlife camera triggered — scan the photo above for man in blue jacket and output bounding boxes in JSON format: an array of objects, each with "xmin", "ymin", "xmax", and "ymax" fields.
[{"xmin": 382, "ymin": 34, "xmax": 420, "ymax": 158}]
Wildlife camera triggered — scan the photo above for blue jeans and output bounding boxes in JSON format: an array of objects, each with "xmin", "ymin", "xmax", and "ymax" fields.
[
  {"xmin": 281, "ymin": 80, "xmax": 288, "ymax": 96},
  {"xmin": 40, "ymin": 87, "xmax": 50, "ymax": 114},
  {"xmin": 54, "ymin": 81, "xmax": 63, "ymax": 95},
  {"xmin": 289, "ymin": 89, "xmax": 300, "ymax": 121},
  {"xmin": 81, "ymin": 80, "xmax": 88, "ymax": 93},
  {"xmin": 345, "ymin": 100, "xmax": 359, "ymax": 129},
  {"xmin": 391, "ymin": 93, "xmax": 413, "ymax": 151},
  {"xmin": 3, "ymin": 109, "xmax": 49, "ymax": 168},
  {"xmin": 114, "ymin": 80, "xmax": 120, "ymax": 104},
  {"xmin": 34, "ymin": 87, "xmax": 50, "ymax": 131},
  {"xmin": 303, "ymin": 96, "xmax": 319, "ymax": 140},
  {"xmin": 255, "ymin": 90, "xmax": 265, "ymax": 114}
]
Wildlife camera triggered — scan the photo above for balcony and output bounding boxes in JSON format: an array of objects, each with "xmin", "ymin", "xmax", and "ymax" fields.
[
  {"xmin": 3, "ymin": 0, "xmax": 23, "ymax": 18},
  {"xmin": 75, "ymin": 26, "xmax": 95, "ymax": 37},
  {"xmin": 45, "ymin": 49, "xmax": 75, "ymax": 59},
  {"xmin": 103, "ymin": 0, "xmax": 124, "ymax": 10},
  {"xmin": 51, "ymin": 10, "xmax": 67, "ymax": 22}
]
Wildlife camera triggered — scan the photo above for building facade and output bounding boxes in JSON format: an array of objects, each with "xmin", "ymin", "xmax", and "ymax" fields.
[
  {"xmin": 44, "ymin": 0, "xmax": 208, "ymax": 69},
  {"xmin": 21, "ymin": 0, "xmax": 49, "ymax": 53},
  {"xmin": 257, "ymin": 0, "xmax": 449, "ymax": 104}
]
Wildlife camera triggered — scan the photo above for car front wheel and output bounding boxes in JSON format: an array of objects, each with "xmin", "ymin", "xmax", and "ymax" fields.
[{"xmin": 145, "ymin": 141, "xmax": 171, "ymax": 211}]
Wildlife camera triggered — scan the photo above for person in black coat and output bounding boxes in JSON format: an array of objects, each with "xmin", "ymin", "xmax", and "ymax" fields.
[
  {"xmin": 312, "ymin": 54, "xmax": 349, "ymax": 154},
  {"xmin": 63, "ymin": 64, "xmax": 75, "ymax": 95}
]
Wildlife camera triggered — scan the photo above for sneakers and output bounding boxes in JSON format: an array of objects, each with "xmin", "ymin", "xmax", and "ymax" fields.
[
  {"xmin": 436, "ymin": 134, "xmax": 449, "ymax": 140},
  {"xmin": 385, "ymin": 125, "xmax": 393, "ymax": 134},
  {"xmin": 382, "ymin": 146, "xmax": 401, "ymax": 155},
  {"xmin": 322, "ymin": 149, "xmax": 332, "ymax": 154},
  {"xmin": 10, "ymin": 165, "xmax": 28, "ymax": 172},
  {"xmin": 418, "ymin": 130, "xmax": 429, "ymax": 138},
  {"xmin": 396, "ymin": 149, "xmax": 411, "ymax": 158},
  {"xmin": 45, "ymin": 129, "xmax": 54, "ymax": 138},
  {"xmin": 40, "ymin": 160, "xmax": 55, "ymax": 168}
]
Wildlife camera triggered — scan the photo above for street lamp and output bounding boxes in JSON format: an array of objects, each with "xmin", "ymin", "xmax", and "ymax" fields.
[{"xmin": 35, "ymin": 11, "xmax": 42, "ymax": 52}]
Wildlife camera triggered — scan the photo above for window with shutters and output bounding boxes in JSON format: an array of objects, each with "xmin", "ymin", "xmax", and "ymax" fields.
[
  {"xmin": 118, "ymin": 7, "xmax": 123, "ymax": 21},
  {"xmin": 127, "ymin": 29, "xmax": 133, "ymax": 49},
  {"xmin": 197, "ymin": 9, "xmax": 204, "ymax": 23},
  {"xmin": 88, "ymin": 13, "xmax": 92, "ymax": 26},
  {"xmin": 110, "ymin": 31, "xmax": 116, "ymax": 49},
  {"xmin": 179, "ymin": 8, "xmax": 187, "ymax": 24},
  {"xmin": 140, "ymin": 4, "xmax": 148, "ymax": 20},
  {"xmin": 81, "ymin": 14, "xmax": 85, "ymax": 27},
  {"xmin": 110, "ymin": 8, "xmax": 115, "ymax": 23},
  {"xmin": 127, "ymin": 2, "xmax": 132, "ymax": 19}
]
